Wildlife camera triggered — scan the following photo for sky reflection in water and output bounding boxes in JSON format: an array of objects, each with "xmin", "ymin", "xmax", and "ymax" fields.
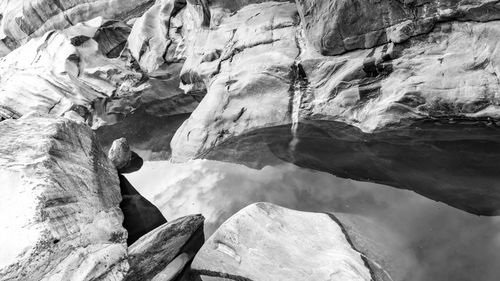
[{"xmin": 128, "ymin": 160, "xmax": 500, "ymax": 281}]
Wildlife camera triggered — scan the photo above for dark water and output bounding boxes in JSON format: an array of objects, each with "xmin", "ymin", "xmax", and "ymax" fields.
[{"xmin": 128, "ymin": 160, "xmax": 500, "ymax": 281}]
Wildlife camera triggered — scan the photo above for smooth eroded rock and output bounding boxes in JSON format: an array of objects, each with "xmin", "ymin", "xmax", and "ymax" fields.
[
  {"xmin": 191, "ymin": 203, "xmax": 383, "ymax": 281},
  {"xmin": 296, "ymin": 0, "xmax": 500, "ymax": 55},
  {"xmin": 0, "ymin": 116, "xmax": 128, "ymax": 281},
  {"xmin": 0, "ymin": 0, "xmax": 155, "ymax": 56}
]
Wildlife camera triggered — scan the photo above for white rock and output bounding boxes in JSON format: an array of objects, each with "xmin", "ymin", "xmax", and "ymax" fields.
[
  {"xmin": 191, "ymin": 203, "xmax": 376, "ymax": 281},
  {"xmin": 0, "ymin": 116, "xmax": 128, "ymax": 281}
]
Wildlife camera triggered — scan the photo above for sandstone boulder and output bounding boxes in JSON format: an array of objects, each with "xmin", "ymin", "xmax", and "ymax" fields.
[
  {"xmin": 0, "ymin": 116, "xmax": 128, "ymax": 281},
  {"xmin": 190, "ymin": 203, "xmax": 389, "ymax": 281}
]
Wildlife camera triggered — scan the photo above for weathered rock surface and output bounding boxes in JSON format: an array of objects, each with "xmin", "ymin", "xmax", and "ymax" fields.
[
  {"xmin": 191, "ymin": 203, "xmax": 389, "ymax": 281},
  {"xmin": 171, "ymin": 1, "xmax": 300, "ymax": 160},
  {"xmin": 297, "ymin": 0, "xmax": 500, "ymax": 56},
  {"xmin": 0, "ymin": 0, "xmax": 155, "ymax": 56},
  {"xmin": 0, "ymin": 116, "xmax": 128, "ymax": 281},
  {"xmin": 126, "ymin": 215, "xmax": 204, "ymax": 281}
]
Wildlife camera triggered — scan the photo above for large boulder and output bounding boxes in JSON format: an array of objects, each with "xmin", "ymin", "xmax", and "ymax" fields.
[
  {"xmin": 0, "ymin": 115, "xmax": 128, "ymax": 281},
  {"xmin": 190, "ymin": 203, "xmax": 391, "ymax": 281}
]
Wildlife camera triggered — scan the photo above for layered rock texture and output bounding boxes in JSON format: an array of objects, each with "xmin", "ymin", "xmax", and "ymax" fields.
[
  {"xmin": 0, "ymin": 116, "xmax": 128, "ymax": 281},
  {"xmin": 191, "ymin": 203, "xmax": 393, "ymax": 281},
  {"xmin": 126, "ymin": 215, "xmax": 204, "ymax": 281}
]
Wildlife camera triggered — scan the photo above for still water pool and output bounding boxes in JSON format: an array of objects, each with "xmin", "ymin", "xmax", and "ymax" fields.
[{"xmin": 127, "ymin": 160, "xmax": 500, "ymax": 281}]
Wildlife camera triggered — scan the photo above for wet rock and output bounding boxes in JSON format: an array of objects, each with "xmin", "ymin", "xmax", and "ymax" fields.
[
  {"xmin": 0, "ymin": 116, "xmax": 128, "ymax": 280},
  {"xmin": 191, "ymin": 203, "xmax": 388, "ymax": 281},
  {"xmin": 119, "ymin": 174, "xmax": 168, "ymax": 245},
  {"xmin": 125, "ymin": 214, "xmax": 204, "ymax": 281}
]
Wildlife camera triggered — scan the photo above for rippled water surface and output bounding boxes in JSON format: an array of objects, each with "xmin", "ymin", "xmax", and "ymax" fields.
[{"xmin": 128, "ymin": 160, "xmax": 500, "ymax": 281}]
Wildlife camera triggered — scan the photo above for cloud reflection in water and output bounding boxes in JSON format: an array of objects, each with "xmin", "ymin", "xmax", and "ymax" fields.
[{"xmin": 127, "ymin": 160, "xmax": 500, "ymax": 281}]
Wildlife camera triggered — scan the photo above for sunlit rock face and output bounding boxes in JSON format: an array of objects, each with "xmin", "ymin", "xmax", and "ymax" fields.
[
  {"xmin": 0, "ymin": 13, "xmax": 198, "ymax": 159},
  {"xmin": 0, "ymin": 0, "xmax": 155, "ymax": 56},
  {"xmin": 0, "ymin": 17, "xmax": 197, "ymax": 125},
  {"xmin": 171, "ymin": 1, "xmax": 300, "ymax": 161},
  {"xmin": 169, "ymin": 1, "xmax": 500, "ymax": 215},
  {"xmin": 0, "ymin": 116, "xmax": 128, "ymax": 281},
  {"xmin": 191, "ymin": 203, "xmax": 389, "ymax": 281}
]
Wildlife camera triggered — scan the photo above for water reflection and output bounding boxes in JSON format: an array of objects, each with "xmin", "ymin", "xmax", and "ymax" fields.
[{"xmin": 127, "ymin": 160, "xmax": 500, "ymax": 281}]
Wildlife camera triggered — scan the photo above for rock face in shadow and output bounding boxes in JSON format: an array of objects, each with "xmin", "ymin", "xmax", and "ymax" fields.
[
  {"xmin": 0, "ymin": 116, "xmax": 128, "ymax": 281},
  {"xmin": 119, "ymin": 174, "xmax": 167, "ymax": 245},
  {"xmin": 125, "ymin": 215, "xmax": 205, "ymax": 281},
  {"xmin": 199, "ymin": 121, "xmax": 500, "ymax": 215},
  {"xmin": 190, "ymin": 203, "xmax": 392, "ymax": 281}
]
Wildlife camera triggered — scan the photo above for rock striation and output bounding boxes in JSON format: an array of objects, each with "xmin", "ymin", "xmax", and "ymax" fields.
[
  {"xmin": 190, "ymin": 203, "xmax": 391, "ymax": 281},
  {"xmin": 126, "ymin": 215, "xmax": 205, "ymax": 281},
  {"xmin": 0, "ymin": 115, "xmax": 128, "ymax": 281}
]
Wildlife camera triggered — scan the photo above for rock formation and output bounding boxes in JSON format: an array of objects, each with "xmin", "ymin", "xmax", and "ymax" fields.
[
  {"xmin": 190, "ymin": 203, "xmax": 393, "ymax": 281},
  {"xmin": 0, "ymin": 115, "xmax": 128, "ymax": 281},
  {"xmin": 0, "ymin": 0, "xmax": 499, "ymax": 279},
  {"xmin": 167, "ymin": 0, "xmax": 500, "ymax": 215},
  {"xmin": 126, "ymin": 215, "xmax": 204, "ymax": 281},
  {"xmin": 0, "ymin": 0, "xmax": 155, "ymax": 56},
  {"xmin": 107, "ymin": 137, "xmax": 168, "ymax": 245}
]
